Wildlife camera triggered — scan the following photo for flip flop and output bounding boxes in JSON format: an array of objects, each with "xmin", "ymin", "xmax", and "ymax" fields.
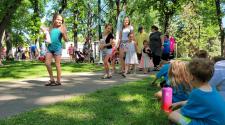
[{"xmin": 45, "ymin": 80, "xmax": 55, "ymax": 86}]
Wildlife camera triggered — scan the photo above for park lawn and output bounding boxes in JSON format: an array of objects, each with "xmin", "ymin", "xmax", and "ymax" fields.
[
  {"xmin": 0, "ymin": 78, "xmax": 169, "ymax": 125},
  {"xmin": 0, "ymin": 61, "xmax": 103, "ymax": 80}
]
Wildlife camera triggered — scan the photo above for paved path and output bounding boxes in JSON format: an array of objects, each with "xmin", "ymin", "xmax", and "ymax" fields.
[{"xmin": 0, "ymin": 72, "xmax": 149, "ymax": 119}]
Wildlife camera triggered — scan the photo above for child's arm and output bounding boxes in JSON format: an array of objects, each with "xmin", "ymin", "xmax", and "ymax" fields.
[
  {"xmin": 60, "ymin": 25, "xmax": 68, "ymax": 42},
  {"xmin": 134, "ymin": 41, "xmax": 138, "ymax": 52},
  {"xmin": 170, "ymin": 101, "xmax": 187, "ymax": 111},
  {"xmin": 151, "ymin": 77, "xmax": 158, "ymax": 85},
  {"xmin": 161, "ymin": 35, "xmax": 164, "ymax": 49}
]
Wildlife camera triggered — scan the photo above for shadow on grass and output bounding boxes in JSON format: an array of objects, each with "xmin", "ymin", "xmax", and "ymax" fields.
[
  {"xmin": 0, "ymin": 61, "xmax": 103, "ymax": 79},
  {"xmin": 0, "ymin": 78, "xmax": 169, "ymax": 125}
]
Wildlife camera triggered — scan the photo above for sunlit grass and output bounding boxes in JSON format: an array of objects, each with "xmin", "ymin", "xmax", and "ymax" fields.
[
  {"xmin": 0, "ymin": 61, "xmax": 103, "ymax": 80},
  {"xmin": 0, "ymin": 78, "xmax": 169, "ymax": 125}
]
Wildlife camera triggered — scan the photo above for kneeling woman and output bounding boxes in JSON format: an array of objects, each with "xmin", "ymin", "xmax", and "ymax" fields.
[{"xmin": 101, "ymin": 24, "xmax": 114, "ymax": 79}]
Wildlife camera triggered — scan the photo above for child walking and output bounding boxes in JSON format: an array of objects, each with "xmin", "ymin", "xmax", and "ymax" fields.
[
  {"xmin": 169, "ymin": 58, "xmax": 225, "ymax": 125},
  {"xmin": 44, "ymin": 13, "xmax": 68, "ymax": 86},
  {"xmin": 139, "ymin": 40, "xmax": 153, "ymax": 74},
  {"xmin": 122, "ymin": 32, "xmax": 138, "ymax": 77}
]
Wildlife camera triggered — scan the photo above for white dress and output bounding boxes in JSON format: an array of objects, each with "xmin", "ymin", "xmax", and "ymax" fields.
[{"xmin": 125, "ymin": 41, "xmax": 138, "ymax": 64}]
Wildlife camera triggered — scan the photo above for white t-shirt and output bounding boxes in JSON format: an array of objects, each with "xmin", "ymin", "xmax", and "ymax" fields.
[{"xmin": 121, "ymin": 25, "xmax": 133, "ymax": 41}]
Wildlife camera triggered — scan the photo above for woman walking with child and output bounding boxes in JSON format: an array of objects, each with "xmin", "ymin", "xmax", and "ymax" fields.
[
  {"xmin": 44, "ymin": 13, "xmax": 68, "ymax": 86},
  {"xmin": 118, "ymin": 17, "xmax": 134, "ymax": 73}
]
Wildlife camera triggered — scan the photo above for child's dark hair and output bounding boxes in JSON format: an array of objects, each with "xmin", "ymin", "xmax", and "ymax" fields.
[
  {"xmin": 212, "ymin": 56, "xmax": 225, "ymax": 63},
  {"xmin": 165, "ymin": 34, "xmax": 169, "ymax": 39},
  {"xmin": 143, "ymin": 40, "xmax": 148, "ymax": 45},
  {"xmin": 151, "ymin": 25, "xmax": 158, "ymax": 31},
  {"xmin": 188, "ymin": 58, "xmax": 214, "ymax": 83},
  {"xmin": 138, "ymin": 26, "xmax": 143, "ymax": 33},
  {"xmin": 127, "ymin": 32, "xmax": 134, "ymax": 37},
  {"xmin": 195, "ymin": 50, "xmax": 208, "ymax": 58},
  {"xmin": 105, "ymin": 23, "xmax": 112, "ymax": 29}
]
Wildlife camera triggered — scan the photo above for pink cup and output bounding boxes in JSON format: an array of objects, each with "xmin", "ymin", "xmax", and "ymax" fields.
[{"xmin": 161, "ymin": 87, "xmax": 172, "ymax": 113}]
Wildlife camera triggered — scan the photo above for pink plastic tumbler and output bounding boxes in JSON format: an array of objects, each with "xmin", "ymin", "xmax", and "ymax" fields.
[{"xmin": 161, "ymin": 87, "xmax": 172, "ymax": 113}]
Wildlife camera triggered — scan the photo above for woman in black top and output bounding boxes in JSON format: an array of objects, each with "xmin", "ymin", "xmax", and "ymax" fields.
[
  {"xmin": 101, "ymin": 24, "xmax": 114, "ymax": 79},
  {"xmin": 149, "ymin": 25, "xmax": 164, "ymax": 71}
]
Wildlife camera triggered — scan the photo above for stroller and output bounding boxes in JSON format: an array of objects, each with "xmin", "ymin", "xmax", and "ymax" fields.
[{"xmin": 75, "ymin": 51, "xmax": 85, "ymax": 63}]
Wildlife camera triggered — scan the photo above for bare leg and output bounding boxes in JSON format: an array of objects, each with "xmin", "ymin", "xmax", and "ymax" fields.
[
  {"xmin": 144, "ymin": 68, "xmax": 147, "ymax": 74},
  {"xmin": 54, "ymin": 55, "xmax": 62, "ymax": 83},
  {"xmin": 45, "ymin": 52, "xmax": 54, "ymax": 81},
  {"xmin": 133, "ymin": 64, "xmax": 137, "ymax": 74},
  {"xmin": 103, "ymin": 54, "xmax": 111, "ymax": 77},
  {"xmin": 125, "ymin": 64, "xmax": 129, "ymax": 74},
  {"xmin": 168, "ymin": 109, "xmax": 183, "ymax": 124},
  {"xmin": 154, "ymin": 90, "xmax": 162, "ymax": 100},
  {"xmin": 111, "ymin": 59, "xmax": 116, "ymax": 73},
  {"xmin": 119, "ymin": 49, "xmax": 125, "ymax": 72}
]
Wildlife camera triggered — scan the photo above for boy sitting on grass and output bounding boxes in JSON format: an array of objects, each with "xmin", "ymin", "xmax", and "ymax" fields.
[{"xmin": 168, "ymin": 58, "xmax": 225, "ymax": 125}]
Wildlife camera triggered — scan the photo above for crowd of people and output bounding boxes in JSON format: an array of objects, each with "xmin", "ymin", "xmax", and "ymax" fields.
[
  {"xmin": 99, "ymin": 16, "xmax": 175, "ymax": 79},
  {"xmin": 151, "ymin": 50, "xmax": 225, "ymax": 125},
  {"xmin": 1, "ymin": 12, "xmax": 224, "ymax": 124}
]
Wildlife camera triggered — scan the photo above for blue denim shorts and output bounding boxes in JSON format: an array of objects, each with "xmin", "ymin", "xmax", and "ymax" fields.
[{"xmin": 47, "ymin": 48, "xmax": 62, "ymax": 56}]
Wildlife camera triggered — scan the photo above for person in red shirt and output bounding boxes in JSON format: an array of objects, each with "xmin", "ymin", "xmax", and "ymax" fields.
[{"xmin": 68, "ymin": 44, "xmax": 74, "ymax": 62}]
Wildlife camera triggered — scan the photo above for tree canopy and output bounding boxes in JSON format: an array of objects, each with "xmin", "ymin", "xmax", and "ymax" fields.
[{"xmin": 1, "ymin": 0, "xmax": 225, "ymax": 57}]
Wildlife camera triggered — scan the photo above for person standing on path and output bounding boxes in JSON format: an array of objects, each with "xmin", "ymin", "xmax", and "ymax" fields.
[
  {"xmin": 149, "ymin": 25, "xmax": 164, "ymax": 71},
  {"xmin": 100, "ymin": 24, "xmax": 114, "ymax": 79},
  {"xmin": 44, "ymin": 13, "xmax": 68, "ymax": 86},
  {"xmin": 118, "ymin": 17, "xmax": 134, "ymax": 73},
  {"xmin": 68, "ymin": 44, "xmax": 75, "ymax": 62},
  {"xmin": 136, "ymin": 26, "xmax": 148, "ymax": 61}
]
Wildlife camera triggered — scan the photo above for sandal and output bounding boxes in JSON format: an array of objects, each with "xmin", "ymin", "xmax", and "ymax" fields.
[
  {"xmin": 50, "ymin": 81, "xmax": 62, "ymax": 86},
  {"xmin": 107, "ymin": 74, "xmax": 112, "ymax": 79},
  {"xmin": 45, "ymin": 80, "xmax": 55, "ymax": 86},
  {"xmin": 121, "ymin": 73, "xmax": 126, "ymax": 78},
  {"xmin": 55, "ymin": 81, "xmax": 62, "ymax": 86},
  {"xmin": 101, "ymin": 74, "xmax": 108, "ymax": 79}
]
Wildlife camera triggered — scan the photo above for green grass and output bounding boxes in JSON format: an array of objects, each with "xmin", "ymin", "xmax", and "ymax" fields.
[
  {"xmin": 0, "ymin": 78, "xmax": 169, "ymax": 125},
  {"xmin": 0, "ymin": 61, "xmax": 103, "ymax": 80}
]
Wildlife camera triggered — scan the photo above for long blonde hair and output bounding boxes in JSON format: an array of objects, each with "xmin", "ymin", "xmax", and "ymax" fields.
[{"xmin": 168, "ymin": 60, "xmax": 192, "ymax": 91}]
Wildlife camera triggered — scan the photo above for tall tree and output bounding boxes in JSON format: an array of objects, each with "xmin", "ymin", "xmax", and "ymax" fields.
[
  {"xmin": 215, "ymin": 0, "xmax": 225, "ymax": 56},
  {"xmin": 0, "ymin": 0, "xmax": 22, "ymax": 57},
  {"xmin": 59, "ymin": 0, "xmax": 67, "ymax": 14}
]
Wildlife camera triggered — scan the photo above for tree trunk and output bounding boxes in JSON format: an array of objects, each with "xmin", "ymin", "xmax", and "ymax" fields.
[
  {"xmin": 32, "ymin": 0, "xmax": 40, "ymax": 45},
  {"xmin": 0, "ymin": 0, "xmax": 22, "ymax": 58},
  {"xmin": 73, "ymin": 2, "xmax": 78, "ymax": 48},
  {"xmin": 59, "ymin": 0, "xmax": 67, "ymax": 14},
  {"xmin": 164, "ymin": 13, "xmax": 170, "ymax": 34},
  {"xmin": 98, "ymin": 0, "xmax": 102, "ymax": 40},
  {"xmin": 5, "ymin": 32, "xmax": 12, "ymax": 58},
  {"xmin": 116, "ymin": 0, "xmax": 120, "ymax": 19},
  {"xmin": 215, "ymin": 0, "xmax": 224, "ymax": 56},
  {"xmin": 87, "ymin": 4, "xmax": 92, "ymax": 46}
]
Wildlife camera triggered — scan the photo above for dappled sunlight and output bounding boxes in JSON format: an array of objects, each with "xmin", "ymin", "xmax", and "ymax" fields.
[
  {"xmin": 119, "ymin": 94, "xmax": 145, "ymax": 102},
  {"xmin": 0, "ymin": 94, "xmax": 25, "ymax": 101}
]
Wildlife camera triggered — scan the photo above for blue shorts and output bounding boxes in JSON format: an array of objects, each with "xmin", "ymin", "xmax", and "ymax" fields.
[{"xmin": 47, "ymin": 48, "xmax": 62, "ymax": 56}]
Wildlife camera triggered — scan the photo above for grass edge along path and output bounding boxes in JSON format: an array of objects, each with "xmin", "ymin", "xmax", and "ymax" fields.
[
  {"xmin": 0, "ymin": 78, "xmax": 169, "ymax": 125},
  {"xmin": 0, "ymin": 61, "xmax": 103, "ymax": 81}
]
